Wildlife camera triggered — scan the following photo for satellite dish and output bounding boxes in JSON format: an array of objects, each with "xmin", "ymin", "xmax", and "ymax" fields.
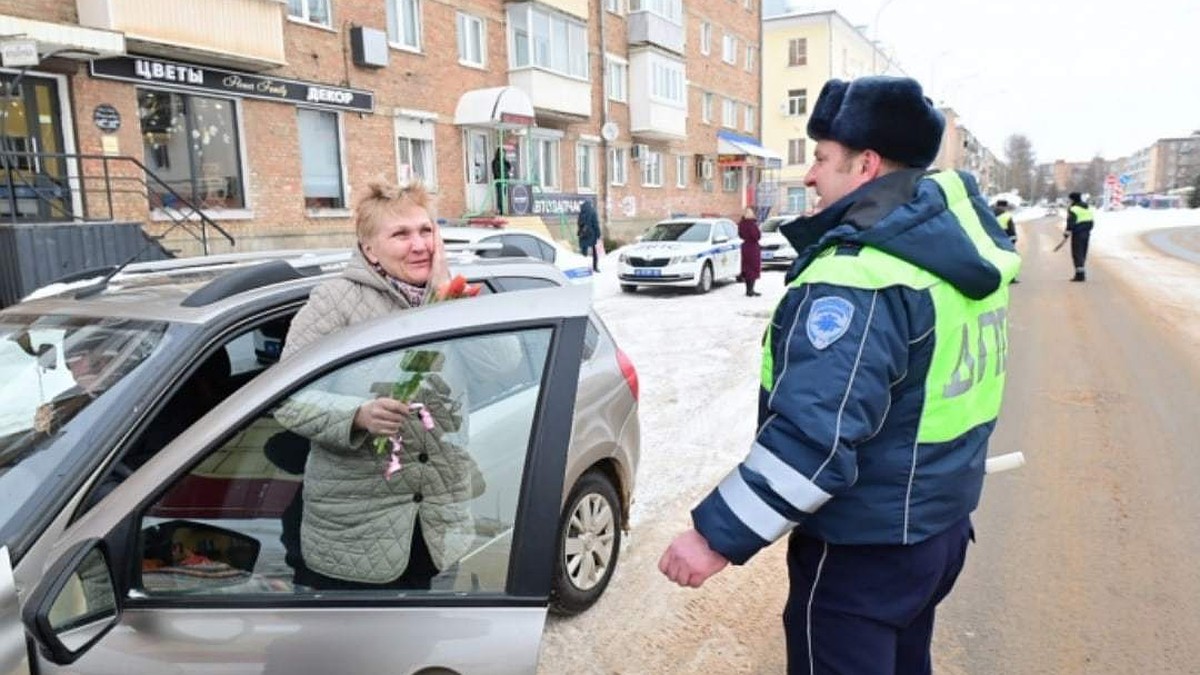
[{"xmin": 600, "ymin": 122, "xmax": 619, "ymax": 142}]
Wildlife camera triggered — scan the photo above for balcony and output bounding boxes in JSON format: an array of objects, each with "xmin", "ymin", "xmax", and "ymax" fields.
[
  {"xmin": 508, "ymin": 68, "xmax": 592, "ymax": 119},
  {"xmin": 627, "ymin": 49, "xmax": 686, "ymax": 140},
  {"xmin": 77, "ymin": 0, "xmax": 286, "ymax": 71},
  {"xmin": 627, "ymin": 10, "xmax": 685, "ymax": 55}
]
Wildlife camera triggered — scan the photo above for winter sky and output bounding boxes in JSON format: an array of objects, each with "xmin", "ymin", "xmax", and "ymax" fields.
[{"xmin": 766, "ymin": 0, "xmax": 1200, "ymax": 164}]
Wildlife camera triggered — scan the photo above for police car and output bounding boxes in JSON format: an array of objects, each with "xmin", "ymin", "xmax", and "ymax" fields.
[
  {"xmin": 440, "ymin": 226, "xmax": 594, "ymax": 285},
  {"xmin": 617, "ymin": 217, "xmax": 742, "ymax": 294},
  {"xmin": 759, "ymin": 214, "xmax": 800, "ymax": 270}
]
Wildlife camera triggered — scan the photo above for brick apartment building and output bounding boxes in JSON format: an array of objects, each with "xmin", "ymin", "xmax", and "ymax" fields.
[{"xmin": 0, "ymin": 0, "xmax": 770, "ymax": 257}]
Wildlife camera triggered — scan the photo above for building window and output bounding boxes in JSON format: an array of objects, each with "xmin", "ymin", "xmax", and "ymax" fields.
[
  {"xmin": 396, "ymin": 114, "xmax": 437, "ymax": 189},
  {"xmin": 508, "ymin": 4, "xmax": 589, "ymax": 79},
  {"xmin": 722, "ymin": 166, "xmax": 738, "ymax": 192},
  {"xmin": 606, "ymin": 55, "xmax": 628, "ymax": 102},
  {"xmin": 641, "ymin": 150, "xmax": 663, "ymax": 187},
  {"xmin": 651, "ymin": 58, "xmax": 685, "ymax": 106},
  {"xmin": 787, "ymin": 186, "xmax": 806, "ymax": 212},
  {"xmin": 287, "ymin": 0, "xmax": 331, "ymax": 26},
  {"xmin": 676, "ymin": 155, "xmax": 688, "ymax": 188},
  {"xmin": 456, "ymin": 12, "xmax": 486, "ymax": 67},
  {"xmin": 702, "ymin": 92, "xmax": 714, "ymax": 124},
  {"xmin": 787, "ymin": 88, "xmax": 807, "ymax": 116},
  {"xmin": 745, "ymin": 46, "xmax": 757, "ymax": 72},
  {"xmin": 722, "ymin": 34, "xmax": 738, "ymax": 65},
  {"xmin": 297, "ymin": 109, "xmax": 344, "ymax": 209},
  {"xmin": 788, "ymin": 138, "xmax": 806, "ymax": 165},
  {"xmin": 138, "ymin": 89, "xmax": 244, "ymax": 210},
  {"xmin": 788, "ymin": 38, "xmax": 807, "ymax": 66},
  {"xmin": 604, "ymin": 0, "xmax": 622, "ymax": 14},
  {"xmin": 744, "ymin": 105, "xmax": 755, "ymax": 133},
  {"xmin": 722, "ymin": 98, "xmax": 736, "ymax": 128},
  {"xmin": 529, "ymin": 136, "xmax": 560, "ymax": 189},
  {"xmin": 387, "ymin": 0, "xmax": 422, "ymax": 50},
  {"xmin": 628, "ymin": 0, "xmax": 682, "ymax": 23},
  {"xmin": 609, "ymin": 147, "xmax": 627, "ymax": 185},
  {"xmin": 576, "ymin": 142, "xmax": 597, "ymax": 192},
  {"xmin": 700, "ymin": 22, "xmax": 711, "ymax": 55}
]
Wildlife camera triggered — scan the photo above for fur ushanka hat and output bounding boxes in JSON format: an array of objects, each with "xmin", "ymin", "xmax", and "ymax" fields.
[{"xmin": 807, "ymin": 76, "xmax": 945, "ymax": 169}]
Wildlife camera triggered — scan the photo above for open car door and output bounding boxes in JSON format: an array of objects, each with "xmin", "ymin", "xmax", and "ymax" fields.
[{"xmin": 19, "ymin": 286, "xmax": 591, "ymax": 674}]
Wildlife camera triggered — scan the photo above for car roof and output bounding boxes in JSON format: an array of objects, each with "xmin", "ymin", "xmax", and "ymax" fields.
[
  {"xmin": 4, "ymin": 249, "xmax": 570, "ymax": 325},
  {"xmin": 653, "ymin": 217, "xmax": 728, "ymax": 225}
]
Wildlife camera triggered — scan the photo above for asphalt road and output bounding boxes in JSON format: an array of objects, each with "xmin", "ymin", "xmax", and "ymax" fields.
[{"xmin": 539, "ymin": 216, "xmax": 1200, "ymax": 673}]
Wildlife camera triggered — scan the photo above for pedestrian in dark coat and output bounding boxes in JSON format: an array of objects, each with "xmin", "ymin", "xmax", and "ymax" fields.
[
  {"xmin": 577, "ymin": 199, "xmax": 602, "ymax": 272},
  {"xmin": 737, "ymin": 207, "xmax": 762, "ymax": 296}
]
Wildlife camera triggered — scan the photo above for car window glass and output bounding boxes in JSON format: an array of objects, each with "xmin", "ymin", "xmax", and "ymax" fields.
[
  {"xmin": 643, "ymin": 222, "xmax": 711, "ymax": 242},
  {"xmin": 584, "ymin": 319, "xmax": 599, "ymax": 362},
  {"xmin": 497, "ymin": 277, "xmax": 558, "ymax": 292},
  {"xmin": 136, "ymin": 328, "xmax": 552, "ymax": 598},
  {"xmin": 536, "ymin": 238, "xmax": 556, "ymax": 262},
  {"xmin": 504, "ymin": 234, "xmax": 549, "ymax": 261}
]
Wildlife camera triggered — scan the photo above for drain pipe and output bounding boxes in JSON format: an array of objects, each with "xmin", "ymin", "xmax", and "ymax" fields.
[{"xmin": 598, "ymin": 1, "xmax": 612, "ymax": 239}]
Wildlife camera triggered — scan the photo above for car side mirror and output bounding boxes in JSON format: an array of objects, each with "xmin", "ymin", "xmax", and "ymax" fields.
[
  {"xmin": 22, "ymin": 539, "xmax": 120, "ymax": 665},
  {"xmin": 713, "ymin": 235, "xmax": 729, "ymax": 244}
]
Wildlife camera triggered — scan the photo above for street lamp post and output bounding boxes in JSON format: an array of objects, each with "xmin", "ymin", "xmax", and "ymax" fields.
[{"xmin": 871, "ymin": 0, "xmax": 897, "ymax": 75}]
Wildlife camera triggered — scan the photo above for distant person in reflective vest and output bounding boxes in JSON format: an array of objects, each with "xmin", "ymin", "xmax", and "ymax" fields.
[
  {"xmin": 993, "ymin": 200, "xmax": 1019, "ymax": 284},
  {"xmin": 658, "ymin": 75, "xmax": 1020, "ymax": 674},
  {"xmin": 1064, "ymin": 192, "xmax": 1095, "ymax": 282}
]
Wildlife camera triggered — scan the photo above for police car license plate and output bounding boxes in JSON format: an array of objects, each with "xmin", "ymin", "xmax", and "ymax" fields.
[{"xmin": 634, "ymin": 269, "xmax": 661, "ymax": 277}]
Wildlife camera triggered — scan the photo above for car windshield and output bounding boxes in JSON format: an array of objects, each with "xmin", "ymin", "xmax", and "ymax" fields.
[
  {"xmin": 0, "ymin": 314, "xmax": 167, "ymax": 539},
  {"xmin": 643, "ymin": 222, "xmax": 712, "ymax": 243},
  {"xmin": 761, "ymin": 218, "xmax": 789, "ymax": 233}
]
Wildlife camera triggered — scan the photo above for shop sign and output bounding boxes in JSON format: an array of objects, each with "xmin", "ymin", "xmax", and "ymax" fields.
[
  {"xmin": 507, "ymin": 187, "xmax": 595, "ymax": 217},
  {"xmin": 717, "ymin": 154, "xmax": 744, "ymax": 166},
  {"xmin": 92, "ymin": 104, "xmax": 121, "ymax": 133},
  {"xmin": 89, "ymin": 56, "xmax": 375, "ymax": 113}
]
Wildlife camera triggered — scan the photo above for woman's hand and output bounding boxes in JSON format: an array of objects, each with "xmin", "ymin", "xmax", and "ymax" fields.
[{"xmin": 353, "ymin": 398, "xmax": 410, "ymax": 436}]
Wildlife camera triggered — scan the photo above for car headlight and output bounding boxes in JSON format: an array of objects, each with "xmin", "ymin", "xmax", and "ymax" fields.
[{"xmin": 619, "ymin": 253, "xmax": 629, "ymax": 263}]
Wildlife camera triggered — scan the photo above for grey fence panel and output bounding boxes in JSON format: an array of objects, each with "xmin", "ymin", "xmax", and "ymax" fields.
[{"xmin": 0, "ymin": 222, "xmax": 173, "ymax": 308}]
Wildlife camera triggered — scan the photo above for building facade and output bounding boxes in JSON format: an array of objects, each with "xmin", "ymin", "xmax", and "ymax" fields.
[
  {"xmin": 0, "ymin": 0, "xmax": 764, "ymax": 255},
  {"xmin": 760, "ymin": 9, "xmax": 902, "ymax": 215},
  {"xmin": 931, "ymin": 106, "xmax": 1000, "ymax": 196}
]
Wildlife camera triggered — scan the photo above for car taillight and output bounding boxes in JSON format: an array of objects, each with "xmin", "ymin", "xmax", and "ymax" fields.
[{"xmin": 615, "ymin": 347, "xmax": 639, "ymax": 401}]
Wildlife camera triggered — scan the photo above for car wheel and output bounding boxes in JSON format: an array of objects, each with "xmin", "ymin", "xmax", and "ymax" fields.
[
  {"xmin": 694, "ymin": 262, "xmax": 714, "ymax": 294},
  {"xmin": 551, "ymin": 470, "xmax": 622, "ymax": 616},
  {"xmin": 620, "ymin": 284, "xmax": 637, "ymax": 293}
]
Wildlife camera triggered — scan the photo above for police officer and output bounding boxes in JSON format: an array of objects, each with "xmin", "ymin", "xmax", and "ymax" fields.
[
  {"xmin": 993, "ymin": 199, "xmax": 1016, "ymax": 244},
  {"xmin": 1064, "ymin": 191, "xmax": 1094, "ymax": 281},
  {"xmin": 659, "ymin": 76, "xmax": 1020, "ymax": 674}
]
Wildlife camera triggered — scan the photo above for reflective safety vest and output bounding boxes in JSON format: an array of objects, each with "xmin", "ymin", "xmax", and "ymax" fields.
[
  {"xmin": 1070, "ymin": 204, "xmax": 1094, "ymax": 223},
  {"xmin": 761, "ymin": 170, "xmax": 1020, "ymax": 444},
  {"xmin": 997, "ymin": 212, "xmax": 1013, "ymax": 229}
]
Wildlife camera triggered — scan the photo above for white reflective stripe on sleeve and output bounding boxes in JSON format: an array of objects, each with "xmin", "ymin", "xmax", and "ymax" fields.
[
  {"xmin": 716, "ymin": 468, "xmax": 796, "ymax": 542},
  {"xmin": 744, "ymin": 442, "xmax": 833, "ymax": 514}
]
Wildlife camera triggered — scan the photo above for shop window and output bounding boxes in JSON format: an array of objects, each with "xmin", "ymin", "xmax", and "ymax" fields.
[
  {"xmin": 396, "ymin": 115, "xmax": 437, "ymax": 190},
  {"xmin": 527, "ymin": 137, "xmax": 560, "ymax": 190},
  {"xmin": 287, "ymin": 0, "xmax": 331, "ymax": 26},
  {"xmin": 138, "ymin": 90, "xmax": 244, "ymax": 211},
  {"xmin": 722, "ymin": 167, "xmax": 738, "ymax": 192},
  {"xmin": 387, "ymin": 0, "xmax": 423, "ymax": 51},
  {"xmin": 297, "ymin": 109, "xmax": 344, "ymax": 210}
]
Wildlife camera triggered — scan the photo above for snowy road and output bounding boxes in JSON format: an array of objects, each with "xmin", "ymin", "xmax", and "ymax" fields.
[{"xmin": 537, "ymin": 208, "xmax": 1200, "ymax": 673}]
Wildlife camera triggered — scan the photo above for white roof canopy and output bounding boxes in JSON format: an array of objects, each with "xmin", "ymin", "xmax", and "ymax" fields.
[
  {"xmin": 0, "ymin": 16, "xmax": 125, "ymax": 61},
  {"xmin": 454, "ymin": 86, "xmax": 536, "ymax": 128}
]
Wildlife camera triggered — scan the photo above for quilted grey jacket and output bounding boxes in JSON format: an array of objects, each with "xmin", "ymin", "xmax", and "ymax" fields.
[{"xmin": 275, "ymin": 249, "xmax": 512, "ymax": 583}]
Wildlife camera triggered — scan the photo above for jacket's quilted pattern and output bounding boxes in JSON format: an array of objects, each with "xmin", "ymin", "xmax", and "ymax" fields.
[{"xmin": 274, "ymin": 251, "xmax": 492, "ymax": 583}]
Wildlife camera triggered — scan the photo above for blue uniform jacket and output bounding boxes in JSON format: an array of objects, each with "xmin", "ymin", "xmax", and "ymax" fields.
[{"xmin": 692, "ymin": 169, "xmax": 1016, "ymax": 564}]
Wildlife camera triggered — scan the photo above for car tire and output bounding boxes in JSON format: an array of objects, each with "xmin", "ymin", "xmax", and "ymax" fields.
[
  {"xmin": 694, "ymin": 262, "xmax": 714, "ymax": 294},
  {"xmin": 620, "ymin": 284, "xmax": 637, "ymax": 293},
  {"xmin": 551, "ymin": 470, "xmax": 622, "ymax": 616}
]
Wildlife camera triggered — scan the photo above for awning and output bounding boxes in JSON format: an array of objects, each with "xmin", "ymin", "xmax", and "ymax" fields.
[
  {"xmin": 454, "ymin": 86, "xmax": 536, "ymax": 128},
  {"xmin": 717, "ymin": 130, "xmax": 783, "ymax": 168},
  {"xmin": 0, "ymin": 16, "xmax": 125, "ymax": 61}
]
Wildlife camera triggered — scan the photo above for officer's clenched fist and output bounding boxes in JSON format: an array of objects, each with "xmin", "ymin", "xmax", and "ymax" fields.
[{"xmin": 659, "ymin": 528, "xmax": 729, "ymax": 588}]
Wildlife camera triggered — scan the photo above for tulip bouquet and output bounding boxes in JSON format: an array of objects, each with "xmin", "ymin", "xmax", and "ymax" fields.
[{"xmin": 375, "ymin": 274, "xmax": 481, "ymax": 480}]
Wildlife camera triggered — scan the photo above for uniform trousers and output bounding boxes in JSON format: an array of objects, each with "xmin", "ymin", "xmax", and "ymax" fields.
[{"xmin": 783, "ymin": 516, "xmax": 972, "ymax": 675}]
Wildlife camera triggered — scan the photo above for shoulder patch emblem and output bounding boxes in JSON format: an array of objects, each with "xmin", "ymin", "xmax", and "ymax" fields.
[{"xmin": 806, "ymin": 296, "xmax": 855, "ymax": 350}]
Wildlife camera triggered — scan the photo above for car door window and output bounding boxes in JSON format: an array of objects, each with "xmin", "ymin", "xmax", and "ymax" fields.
[
  {"xmin": 135, "ymin": 328, "xmax": 551, "ymax": 597},
  {"xmin": 502, "ymin": 234, "xmax": 551, "ymax": 262}
]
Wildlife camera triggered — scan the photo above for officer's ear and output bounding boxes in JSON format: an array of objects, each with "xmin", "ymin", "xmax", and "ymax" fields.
[{"xmin": 857, "ymin": 149, "xmax": 889, "ymax": 180}]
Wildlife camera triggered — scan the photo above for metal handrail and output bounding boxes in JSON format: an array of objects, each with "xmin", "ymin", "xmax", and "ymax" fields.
[{"xmin": 0, "ymin": 149, "xmax": 235, "ymax": 253}]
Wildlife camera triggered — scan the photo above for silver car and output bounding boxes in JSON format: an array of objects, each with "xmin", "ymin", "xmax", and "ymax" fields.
[{"xmin": 0, "ymin": 250, "xmax": 639, "ymax": 673}]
